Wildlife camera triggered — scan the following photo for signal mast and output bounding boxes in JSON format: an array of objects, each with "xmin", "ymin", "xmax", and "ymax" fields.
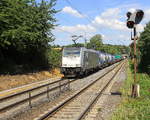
[{"xmin": 126, "ymin": 9, "xmax": 144, "ymax": 97}]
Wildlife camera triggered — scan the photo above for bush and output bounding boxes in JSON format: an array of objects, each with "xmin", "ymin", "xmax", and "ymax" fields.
[
  {"xmin": 138, "ymin": 21, "xmax": 150, "ymax": 73},
  {"xmin": 47, "ymin": 48, "xmax": 62, "ymax": 68}
]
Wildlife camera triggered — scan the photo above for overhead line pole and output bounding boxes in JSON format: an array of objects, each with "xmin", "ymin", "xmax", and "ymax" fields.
[{"xmin": 71, "ymin": 35, "xmax": 83, "ymax": 46}]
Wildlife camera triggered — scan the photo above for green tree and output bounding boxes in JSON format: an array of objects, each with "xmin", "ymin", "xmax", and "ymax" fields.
[
  {"xmin": 48, "ymin": 48, "xmax": 62, "ymax": 68},
  {"xmin": 86, "ymin": 34, "xmax": 129, "ymax": 55},
  {"xmin": 65, "ymin": 43, "xmax": 84, "ymax": 47},
  {"xmin": 0, "ymin": 0, "xmax": 57, "ymax": 49},
  {"xmin": 138, "ymin": 22, "xmax": 150, "ymax": 73},
  {"xmin": 0, "ymin": 0, "xmax": 57, "ymax": 73},
  {"xmin": 87, "ymin": 34, "xmax": 103, "ymax": 50}
]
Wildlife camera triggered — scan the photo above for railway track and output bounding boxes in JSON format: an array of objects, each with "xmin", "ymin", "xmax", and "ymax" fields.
[
  {"xmin": 0, "ymin": 60, "xmax": 125, "ymax": 120},
  {"xmin": 34, "ymin": 60, "xmax": 126, "ymax": 120},
  {"xmin": 0, "ymin": 78, "xmax": 76, "ymax": 112}
]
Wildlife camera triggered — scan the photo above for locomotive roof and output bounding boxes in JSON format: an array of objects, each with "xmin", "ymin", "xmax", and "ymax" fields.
[
  {"xmin": 63, "ymin": 47, "xmax": 97, "ymax": 52},
  {"xmin": 63, "ymin": 47, "xmax": 115, "ymax": 55},
  {"xmin": 64, "ymin": 47, "xmax": 81, "ymax": 50}
]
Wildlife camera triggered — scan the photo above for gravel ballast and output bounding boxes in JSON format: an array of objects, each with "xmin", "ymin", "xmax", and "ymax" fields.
[{"xmin": 0, "ymin": 63, "xmax": 120, "ymax": 120}]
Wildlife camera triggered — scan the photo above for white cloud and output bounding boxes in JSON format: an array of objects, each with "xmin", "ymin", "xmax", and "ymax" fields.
[
  {"xmin": 92, "ymin": 8, "xmax": 128, "ymax": 31},
  {"xmin": 62, "ymin": 6, "xmax": 84, "ymax": 18},
  {"xmin": 101, "ymin": 8, "xmax": 120, "ymax": 19},
  {"xmin": 59, "ymin": 7, "xmax": 128, "ymax": 34},
  {"xmin": 102, "ymin": 33, "xmax": 131, "ymax": 45},
  {"xmin": 145, "ymin": 9, "xmax": 150, "ymax": 16},
  {"xmin": 101, "ymin": 34, "xmax": 105, "ymax": 39},
  {"xmin": 55, "ymin": 6, "xmax": 149, "ymax": 46},
  {"xmin": 128, "ymin": 8, "xmax": 136, "ymax": 13},
  {"xmin": 55, "ymin": 7, "xmax": 130, "ymax": 46},
  {"xmin": 137, "ymin": 24, "xmax": 144, "ymax": 32},
  {"xmin": 143, "ymin": 9, "xmax": 150, "ymax": 23},
  {"xmin": 93, "ymin": 17, "xmax": 127, "ymax": 30},
  {"xmin": 55, "ymin": 24, "xmax": 96, "ymax": 34}
]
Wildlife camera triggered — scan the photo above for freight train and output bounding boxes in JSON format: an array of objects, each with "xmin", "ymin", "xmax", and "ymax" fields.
[{"xmin": 61, "ymin": 47, "xmax": 123, "ymax": 77}]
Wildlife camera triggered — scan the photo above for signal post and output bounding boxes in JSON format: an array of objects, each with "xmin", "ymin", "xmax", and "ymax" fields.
[
  {"xmin": 126, "ymin": 9, "xmax": 144, "ymax": 98},
  {"xmin": 132, "ymin": 26, "xmax": 139, "ymax": 98}
]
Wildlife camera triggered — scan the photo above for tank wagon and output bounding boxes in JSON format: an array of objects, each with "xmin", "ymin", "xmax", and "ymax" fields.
[
  {"xmin": 61, "ymin": 47, "xmax": 123, "ymax": 77},
  {"xmin": 98, "ymin": 52, "xmax": 106, "ymax": 68},
  {"xmin": 115, "ymin": 54, "xmax": 123, "ymax": 62}
]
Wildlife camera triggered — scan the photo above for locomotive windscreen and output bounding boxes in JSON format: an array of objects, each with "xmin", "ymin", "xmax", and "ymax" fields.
[{"xmin": 63, "ymin": 48, "xmax": 81, "ymax": 56}]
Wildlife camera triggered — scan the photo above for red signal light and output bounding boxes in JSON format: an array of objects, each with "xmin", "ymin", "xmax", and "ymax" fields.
[{"xmin": 127, "ymin": 21, "xmax": 134, "ymax": 28}]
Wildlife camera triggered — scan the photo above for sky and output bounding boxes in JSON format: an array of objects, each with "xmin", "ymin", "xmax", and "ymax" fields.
[{"xmin": 40, "ymin": 0, "xmax": 150, "ymax": 46}]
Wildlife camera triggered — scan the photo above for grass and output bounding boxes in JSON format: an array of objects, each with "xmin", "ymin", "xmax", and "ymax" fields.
[
  {"xmin": 0, "ymin": 68, "xmax": 63, "ymax": 91},
  {"xmin": 112, "ymin": 62, "xmax": 150, "ymax": 120}
]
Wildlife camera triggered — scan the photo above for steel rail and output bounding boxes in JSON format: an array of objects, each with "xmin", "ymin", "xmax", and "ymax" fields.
[
  {"xmin": 35, "ymin": 61, "xmax": 124, "ymax": 120},
  {"xmin": 0, "ymin": 79, "xmax": 76, "ymax": 112},
  {"xmin": 0, "ymin": 61, "xmax": 122, "ymax": 113},
  {"xmin": 0, "ymin": 78, "xmax": 63, "ymax": 101},
  {"xmin": 77, "ymin": 61, "xmax": 126, "ymax": 120}
]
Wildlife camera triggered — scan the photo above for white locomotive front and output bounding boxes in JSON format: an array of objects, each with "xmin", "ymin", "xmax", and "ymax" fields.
[
  {"xmin": 62, "ymin": 47, "xmax": 81, "ymax": 68},
  {"xmin": 61, "ymin": 47, "xmax": 99, "ymax": 77}
]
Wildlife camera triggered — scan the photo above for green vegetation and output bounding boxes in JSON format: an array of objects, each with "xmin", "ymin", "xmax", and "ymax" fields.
[
  {"xmin": 101, "ymin": 44, "xmax": 129, "ymax": 54},
  {"xmin": 138, "ymin": 21, "xmax": 150, "ymax": 74},
  {"xmin": 64, "ymin": 43, "xmax": 84, "ymax": 47},
  {"xmin": 0, "ymin": 0, "xmax": 58, "ymax": 74},
  {"xmin": 112, "ymin": 62, "xmax": 150, "ymax": 120},
  {"xmin": 111, "ymin": 20, "xmax": 150, "ymax": 119},
  {"xmin": 0, "ymin": 0, "xmax": 129, "ymax": 75},
  {"xmin": 48, "ymin": 48, "xmax": 62, "ymax": 68},
  {"xmin": 87, "ymin": 34, "xmax": 129, "ymax": 54},
  {"xmin": 87, "ymin": 34, "xmax": 103, "ymax": 50},
  {"xmin": 65, "ymin": 34, "xmax": 129, "ymax": 55}
]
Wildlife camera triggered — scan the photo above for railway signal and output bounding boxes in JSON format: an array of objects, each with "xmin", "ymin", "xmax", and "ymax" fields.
[
  {"xmin": 126, "ymin": 12, "xmax": 134, "ymax": 28},
  {"xmin": 126, "ymin": 9, "xmax": 144, "ymax": 98},
  {"xmin": 126, "ymin": 9, "xmax": 144, "ymax": 29}
]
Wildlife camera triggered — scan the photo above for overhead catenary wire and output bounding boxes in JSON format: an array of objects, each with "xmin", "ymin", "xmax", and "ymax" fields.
[
  {"xmin": 64, "ymin": 0, "xmax": 99, "ymax": 45},
  {"xmin": 63, "ymin": 0, "xmax": 94, "ymax": 44},
  {"xmin": 54, "ymin": 0, "xmax": 88, "ymax": 41},
  {"xmin": 64, "ymin": 0, "xmax": 128, "ymax": 46},
  {"xmin": 64, "ymin": 0, "xmax": 94, "ymax": 24},
  {"xmin": 56, "ymin": 27, "xmax": 73, "ymax": 35},
  {"xmin": 58, "ymin": 0, "xmax": 128, "ymax": 47}
]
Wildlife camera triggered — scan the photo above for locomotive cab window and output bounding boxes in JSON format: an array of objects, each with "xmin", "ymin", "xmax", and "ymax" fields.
[{"xmin": 63, "ymin": 48, "xmax": 81, "ymax": 57}]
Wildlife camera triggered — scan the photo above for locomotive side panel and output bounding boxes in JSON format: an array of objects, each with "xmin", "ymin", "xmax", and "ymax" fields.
[{"xmin": 83, "ymin": 51, "xmax": 99, "ymax": 69}]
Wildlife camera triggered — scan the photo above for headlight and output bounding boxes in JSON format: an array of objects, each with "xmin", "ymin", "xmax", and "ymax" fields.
[
  {"xmin": 63, "ymin": 64, "xmax": 67, "ymax": 66},
  {"xmin": 76, "ymin": 64, "xmax": 80, "ymax": 67}
]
